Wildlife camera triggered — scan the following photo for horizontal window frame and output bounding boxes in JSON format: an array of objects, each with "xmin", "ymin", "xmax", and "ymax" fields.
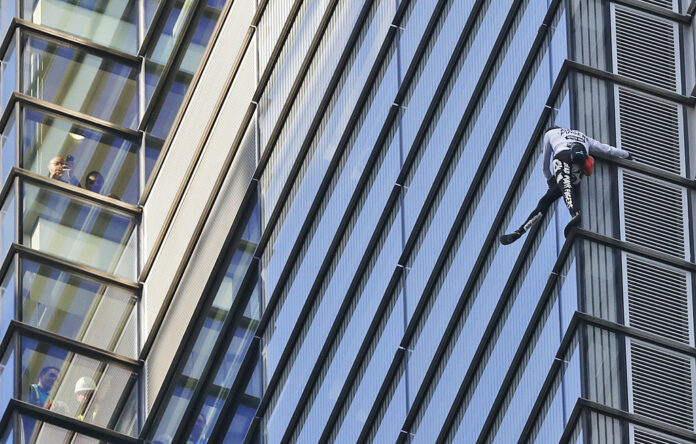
[
  {"xmin": 0, "ymin": 399, "xmax": 140, "ymax": 444},
  {"xmin": 0, "ymin": 93, "xmax": 142, "ymax": 143},
  {"xmin": 0, "ymin": 18, "xmax": 141, "ymax": 68},
  {"xmin": 0, "ymin": 320, "xmax": 142, "ymax": 372},
  {"xmin": 0, "ymin": 168, "xmax": 141, "ymax": 219}
]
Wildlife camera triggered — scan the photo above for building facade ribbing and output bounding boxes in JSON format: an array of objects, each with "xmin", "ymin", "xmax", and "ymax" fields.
[{"xmin": 0, "ymin": 0, "xmax": 694, "ymax": 443}]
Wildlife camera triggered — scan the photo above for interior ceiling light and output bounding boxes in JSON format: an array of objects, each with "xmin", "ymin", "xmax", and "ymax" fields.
[{"xmin": 69, "ymin": 132, "xmax": 85, "ymax": 141}]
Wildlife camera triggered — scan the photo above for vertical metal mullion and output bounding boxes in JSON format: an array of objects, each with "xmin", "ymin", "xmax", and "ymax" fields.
[
  {"xmin": 14, "ymin": 253, "xmax": 20, "ymax": 325},
  {"xmin": 13, "ymin": 333, "xmax": 20, "ymax": 403},
  {"xmin": 13, "ymin": 29, "xmax": 20, "ymax": 96}
]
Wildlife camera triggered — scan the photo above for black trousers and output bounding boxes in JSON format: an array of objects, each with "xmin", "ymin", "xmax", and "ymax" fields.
[{"xmin": 519, "ymin": 151, "xmax": 580, "ymax": 233}]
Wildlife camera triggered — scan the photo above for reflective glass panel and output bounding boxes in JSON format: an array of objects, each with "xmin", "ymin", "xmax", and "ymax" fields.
[
  {"xmin": 21, "ymin": 33, "xmax": 139, "ymax": 128},
  {"xmin": 20, "ymin": 181, "xmax": 137, "ymax": 280},
  {"xmin": 0, "ymin": 346, "xmax": 14, "ymax": 416},
  {"xmin": 1, "ymin": 37, "xmax": 16, "ymax": 113},
  {"xmin": 19, "ymin": 257, "xmax": 137, "ymax": 357},
  {"xmin": 22, "ymin": 0, "xmax": 138, "ymax": 53},
  {"xmin": 21, "ymin": 107, "xmax": 140, "ymax": 203},
  {"xmin": 0, "ymin": 0, "xmax": 16, "ymax": 41},
  {"xmin": 0, "ymin": 258, "xmax": 14, "ymax": 340},
  {"xmin": 1, "ymin": 109, "xmax": 16, "ymax": 185},
  {"xmin": 19, "ymin": 335, "xmax": 138, "ymax": 433}
]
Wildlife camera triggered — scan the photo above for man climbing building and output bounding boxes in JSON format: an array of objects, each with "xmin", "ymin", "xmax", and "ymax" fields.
[{"xmin": 500, "ymin": 126, "xmax": 633, "ymax": 245}]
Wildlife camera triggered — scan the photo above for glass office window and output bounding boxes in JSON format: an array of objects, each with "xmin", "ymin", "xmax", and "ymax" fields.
[
  {"xmin": 1, "ymin": 110, "xmax": 16, "ymax": 185},
  {"xmin": 0, "ymin": 0, "xmax": 14, "ymax": 40},
  {"xmin": 20, "ymin": 33, "xmax": 139, "ymax": 128},
  {"xmin": 0, "ymin": 255, "xmax": 139, "ymax": 357},
  {"xmin": 0, "ymin": 260, "xmax": 14, "ymax": 340},
  {"xmin": 18, "ymin": 335, "xmax": 137, "ymax": 432},
  {"xmin": 6, "ymin": 106, "xmax": 141, "ymax": 203},
  {"xmin": 13, "ymin": 412, "xmax": 129, "ymax": 443},
  {"xmin": 22, "ymin": 0, "xmax": 138, "ymax": 53},
  {"xmin": 0, "ymin": 347, "xmax": 14, "ymax": 416},
  {"xmin": 1, "ymin": 37, "xmax": 17, "ymax": 113},
  {"xmin": 0, "ymin": 179, "xmax": 138, "ymax": 279},
  {"xmin": 0, "ymin": 189, "xmax": 15, "ymax": 263}
]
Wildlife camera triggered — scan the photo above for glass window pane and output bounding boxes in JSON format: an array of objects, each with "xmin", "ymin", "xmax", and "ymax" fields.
[
  {"xmin": 0, "ymin": 258, "xmax": 15, "ymax": 340},
  {"xmin": 1, "ymin": 109, "xmax": 16, "ymax": 186},
  {"xmin": 0, "ymin": 0, "xmax": 17, "ymax": 42},
  {"xmin": 0, "ymin": 187, "xmax": 15, "ymax": 263},
  {"xmin": 1, "ymin": 38, "xmax": 16, "ymax": 113},
  {"xmin": 20, "ymin": 258, "xmax": 137, "ymax": 357},
  {"xmin": 146, "ymin": 0, "xmax": 196, "ymax": 67},
  {"xmin": 22, "ymin": 107, "xmax": 140, "ymax": 203},
  {"xmin": 21, "ymin": 0, "xmax": 138, "ymax": 53},
  {"xmin": 0, "ymin": 347, "xmax": 15, "ymax": 416},
  {"xmin": 19, "ymin": 335, "xmax": 138, "ymax": 433},
  {"xmin": 20, "ymin": 181, "xmax": 137, "ymax": 280},
  {"xmin": 21, "ymin": 34, "xmax": 139, "ymax": 129}
]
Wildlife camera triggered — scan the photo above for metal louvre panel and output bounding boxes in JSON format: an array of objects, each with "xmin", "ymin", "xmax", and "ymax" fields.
[
  {"xmin": 621, "ymin": 171, "xmax": 685, "ymax": 258},
  {"xmin": 637, "ymin": 0, "xmax": 676, "ymax": 10},
  {"xmin": 629, "ymin": 341, "xmax": 695, "ymax": 431},
  {"xmin": 614, "ymin": 6, "xmax": 678, "ymax": 91},
  {"xmin": 617, "ymin": 87, "xmax": 682, "ymax": 175},
  {"xmin": 634, "ymin": 426, "xmax": 693, "ymax": 444},
  {"xmin": 626, "ymin": 255, "xmax": 692, "ymax": 345}
]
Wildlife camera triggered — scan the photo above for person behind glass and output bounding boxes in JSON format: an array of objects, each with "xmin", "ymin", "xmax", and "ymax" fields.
[
  {"xmin": 47, "ymin": 155, "xmax": 80, "ymax": 187},
  {"xmin": 27, "ymin": 366, "xmax": 60, "ymax": 408},
  {"xmin": 64, "ymin": 155, "xmax": 81, "ymax": 187},
  {"xmin": 84, "ymin": 171, "xmax": 104, "ymax": 193},
  {"xmin": 188, "ymin": 414, "xmax": 207, "ymax": 444},
  {"xmin": 499, "ymin": 126, "xmax": 633, "ymax": 245},
  {"xmin": 23, "ymin": 366, "xmax": 60, "ymax": 441},
  {"xmin": 74, "ymin": 376, "xmax": 97, "ymax": 421}
]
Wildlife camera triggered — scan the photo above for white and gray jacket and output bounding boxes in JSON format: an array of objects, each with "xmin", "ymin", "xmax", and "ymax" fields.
[{"xmin": 542, "ymin": 127, "xmax": 630, "ymax": 179}]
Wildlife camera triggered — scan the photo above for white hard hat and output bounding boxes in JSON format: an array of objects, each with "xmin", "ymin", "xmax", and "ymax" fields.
[{"xmin": 74, "ymin": 376, "xmax": 96, "ymax": 394}]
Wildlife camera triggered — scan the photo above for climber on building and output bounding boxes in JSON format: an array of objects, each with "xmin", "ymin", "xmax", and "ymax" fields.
[{"xmin": 499, "ymin": 126, "xmax": 633, "ymax": 246}]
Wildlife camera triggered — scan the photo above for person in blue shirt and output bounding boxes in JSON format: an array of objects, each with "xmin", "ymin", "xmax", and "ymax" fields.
[
  {"xmin": 27, "ymin": 366, "xmax": 60, "ymax": 408},
  {"xmin": 24, "ymin": 366, "xmax": 60, "ymax": 441}
]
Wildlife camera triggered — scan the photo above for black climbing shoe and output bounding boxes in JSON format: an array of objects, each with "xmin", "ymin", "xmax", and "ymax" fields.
[
  {"xmin": 564, "ymin": 211, "xmax": 581, "ymax": 237},
  {"xmin": 500, "ymin": 231, "xmax": 523, "ymax": 245}
]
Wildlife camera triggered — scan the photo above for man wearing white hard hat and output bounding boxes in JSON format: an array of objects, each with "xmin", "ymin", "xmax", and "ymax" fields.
[{"xmin": 74, "ymin": 376, "xmax": 97, "ymax": 421}]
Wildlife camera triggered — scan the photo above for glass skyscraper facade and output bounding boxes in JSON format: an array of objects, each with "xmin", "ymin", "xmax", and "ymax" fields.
[{"xmin": 0, "ymin": 0, "xmax": 694, "ymax": 443}]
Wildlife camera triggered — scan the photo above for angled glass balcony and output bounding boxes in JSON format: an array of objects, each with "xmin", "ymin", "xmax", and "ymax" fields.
[
  {"xmin": 0, "ymin": 324, "xmax": 140, "ymax": 439},
  {"xmin": 0, "ymin": 173, "xmax": 138, "ymax": 280},
  {"xmin": 0, "ymin": 0, "xmax": 139, "ymax": 54},
  {"xmin": 0, "ymin": 247, "xmax": 138, "ymax": 359},
  {"xmin": 0, "ymin": 27, "xmax": 139, "ymax": 129},
  {"xmin": 0, "ymin": 99, "xmax": 141, "ymax": 204}
]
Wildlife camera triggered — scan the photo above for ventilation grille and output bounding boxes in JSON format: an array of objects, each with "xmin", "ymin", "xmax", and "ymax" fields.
[
  {"xmin": 622, "ymin": 172, "xmax": 685, "ymax": 258},
  {"xmin": 630, "ymin": 341, "xmax": 695, "ymax": 431},
  {"xmin": 617, "ymin": 87, "xmax": 682, "ymax": 175},
  {"xmin": 614, "ymin": 6, "xmax": 677, "ymax": 91},
  {"xmin": 634, "ymin": 426, "xmax": 691, "ymax": 444},
  {"xmin": 637, "ymin": 0, "xmax": 676, "ymax": 10},
  {"xmin": 626, "ymin": 255, "xmax": 691, "ymax": 344}
]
